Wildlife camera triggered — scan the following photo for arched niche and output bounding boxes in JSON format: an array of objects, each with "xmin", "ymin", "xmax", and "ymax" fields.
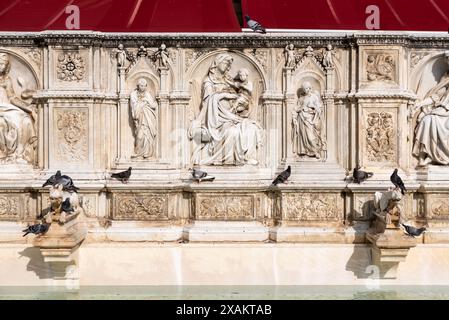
[
  {"xmin": 0, "ymin": 49, "xmax": 39, "ymax": 93},
  {"xmin": 187, "ymin": 49, "xmax": 267, "ymax": 123},
  {"xmin": 125, "ymin": 59, "xmax": 160, "ymax": 97},
  {"xmin": 410, "ymin": 52, "xmax": 448, "ymax": 99}
]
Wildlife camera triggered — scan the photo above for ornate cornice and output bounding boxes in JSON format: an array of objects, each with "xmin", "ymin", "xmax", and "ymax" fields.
[{"xmin": 1, "ymin": 31, "xmax": 447, "ymax": 49}]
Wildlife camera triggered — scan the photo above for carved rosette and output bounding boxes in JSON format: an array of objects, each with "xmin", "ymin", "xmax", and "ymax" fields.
[
  {"xmin": 113, "ymin": 194, "xmax": 168, "ymax": 220},
  {"xmin": 55, "ymin": 108, "xmax": 88, "ymax": 163},
  {"xmin": 0, "ymin": 195, "xmax": 20, "ymax": 220},
  {"xmin": 196, "ymin": 195, "xmax": 254, "ymax": 220},
  {"xmin": 56, "ymin": 52, "xmax": 85, "ymax": 81},
  {"xmin": 365, "ymin": 111, "xmax": 396, "ymax": 163},
  {"xmin": 282, "ymin": 193, "xmax": 341, "ymax": 221}
]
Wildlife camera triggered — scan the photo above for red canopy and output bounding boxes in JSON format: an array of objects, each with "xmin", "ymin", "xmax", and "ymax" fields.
[{"xmin": 0, "ymin": 0, "xmax": 447, "ymax": 32}]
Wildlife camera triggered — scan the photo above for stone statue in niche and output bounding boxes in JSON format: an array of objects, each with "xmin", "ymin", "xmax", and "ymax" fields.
[
  {"xmin": 188, "ymin": 53, "xmax": 263, "ymax": 166},
  {"xmin": 284, "ymin": 44, "xmax": 296, "ymax": 68},
  {"xmin": 0, "ymin": 53, "xmax": 37, "ymax": 164},
  {"xmin": 366, "ymin": 54, "xmax": 395, "ymax": 81},
  {"xmin": 291, "ymin": 81, "xmax": 326, "ymax": 159},
  {"xmin": 129, "ymin": 78, "xmax": 158, "ymax": 159},
  {"xmin": 412, "ymin": 51, "xmax": 449, "ymax": 167}
]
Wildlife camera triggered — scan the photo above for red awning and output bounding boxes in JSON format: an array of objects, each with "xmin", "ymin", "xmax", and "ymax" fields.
[
  {"xmin": 242, "ymin": 0, "xmax": 449, "ymax": 31},
  {"xmin": 0, "ymin": 0, "xmax": 448, "ymax": 32}
]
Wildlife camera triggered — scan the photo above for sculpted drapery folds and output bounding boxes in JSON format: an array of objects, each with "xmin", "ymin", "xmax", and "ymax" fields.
[
  {"xmin": 412, "ymin": 52, "xmax": 449, "ymax": 166},
  {"xmin": 291, "ymin": 81, "xmax": 326, "ymax": 159},
  {"xmin": 129, "ymin": 78, "xmax": 158, "ymax": 159},
  {"xmin": 188, "ymin": 53, "xmax": 263, "ymax": 166},
  {"xmin": 0, "ymin": 53, "xmax": 37, "ymax": 164}
]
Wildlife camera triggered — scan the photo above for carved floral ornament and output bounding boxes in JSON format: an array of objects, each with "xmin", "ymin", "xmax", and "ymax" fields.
[
  {"xmin": 56, "ymin": 52, "xmax": 85, "ymax": 81},
  {"xmin": 56, "ymin": 109, "xmax": 88, "ymax": 162},
  {"xmin": 365, "ymin": 111, "xmax": 396, "ymax": 162}
]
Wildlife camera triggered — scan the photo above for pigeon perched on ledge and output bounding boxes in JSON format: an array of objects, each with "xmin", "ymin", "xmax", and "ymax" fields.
[
  {"xmin": 271, "ymin": 166, "xmax": 291, "ymax": 186},
  {"xmin": 111, "ymin": 167, "xmax": 132, "ymax": 183},
  {"xmin": 22, "ymin": 223, "xmax": 50, "ymax": 237},
  {"xmin": 352, "ymin": 166, "xmax": 373, "ymax": 184},
  {"xmin": 390, "ymin": 168, "xmax": 406, "ymax": 195},
  {"xmin": 42, "ymin": 170, "xmax": 79, "ymax": 192},
  {"xmin": 192, "ymin": 168, "xmax": 215, "ymax": 182},
  {"xmin": 401, "ymin": 224, "xmax": 426, "ymax": 237},
  {"xmin": 245, "ymin": 15, "xmax": 266, "ymax": 34}
]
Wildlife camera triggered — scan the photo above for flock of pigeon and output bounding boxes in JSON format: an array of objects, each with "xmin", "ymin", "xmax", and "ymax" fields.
[{"xmin": 21, "ymin": 165, "xmax": 424, "ymax": 238}]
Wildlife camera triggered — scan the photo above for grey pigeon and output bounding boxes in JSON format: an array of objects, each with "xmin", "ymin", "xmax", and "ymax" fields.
[
  {"xmin": 401, "ymin": 224, "xmax": 426, "ymax": 237},
  {"xmin": 390, "ymin": 169, "xmax": 406, "ymax": 195},
  {"xmin": 111, "ymin": 167, "xmax": 132, "ymax": 183},
  {"xmin": 22, "ymin": 223, "xmax": 50, "ymax": 237},
  {"xmin": 61, "ymin": 198, "xmax": 74, "ymax": 213},
  {"xmin": 245, "ymin": 15, "xmax": 266, "ymax": 34},
  {"xmin": 42, "ymin": 170, "xmax": 79, "ymax": 192},
  {"xmin": 353, "ymin": 166, "xmax": 373, "ymax": 184},
  {"xmin": 192, "ymin": 168, "xmax": 215, "ymax": 182},
  {"xmin": 271, "ymin": 166, "xmax": 291, "ymax": 186}
]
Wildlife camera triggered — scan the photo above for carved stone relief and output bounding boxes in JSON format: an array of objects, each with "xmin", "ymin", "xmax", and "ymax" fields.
[
  {"xmin": 185, "ymin": 49, "xmax": 209, "ymax": 72},
  {"xmin": 55, "ymin": 108, "xmax": 88, "ymax": 163},
  {"xmin": 362, "ymin": 49, "xmax": 399, "ymax": 86},
  {"xmin": 410, "ymin": 51, "xmax": 431, "ymax": 69},
  {"xmin": 353, "ymin": 194, "xmax": 375, "ymax": 221},
  {"xmin": 196, "ymin": 195, "xmax": 254, "ymax": 220},
  {"xmin": 56, "ymin": 52, "xmax": 85, "ymax": 81},
  {"xmin": 113, "ymin": 194, "xmax": 168, "ymax": 220},
  {"xmin": 0, "ymin": 195, "xmax": 20, "ymax": 220},
  {"xmin": 365, "ymin": 111, "xmax": 396, "ymax": 163},
  {"xmin": 188, "ymin": 52, "xmax": 263, "ymax": 166},
  {"xmin": 412, "ymin": 51, "xmax": 449, "ymax": 167},
  {"xmin": 282, "ymin": 193, "xmax": 341, "ymax": 221},
  {"xmin": 431, "ymin": 198, "xmax": 449, "ymax": 218},
  {"xmin": 0, "ymin": 52, "xmax": 38, "ymax": 165}
]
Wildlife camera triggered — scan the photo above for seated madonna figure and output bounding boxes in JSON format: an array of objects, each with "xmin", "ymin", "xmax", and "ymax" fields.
[
  {"xmin": 188, "ymin": 53, "xmax": 262, "ymax": 166},
  {"xmin": 0, "ymin": 53, "xmax": 37, "ymax": 164},
  {"xmin": 412, "ymin": 51, "xmax": 449, "ymax": 166}
]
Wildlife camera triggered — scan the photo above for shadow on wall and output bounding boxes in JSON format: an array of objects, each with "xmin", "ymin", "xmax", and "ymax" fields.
[
  {"xmin": 18, "ymin": 247, "xmax": 60, "ymax": 279},
  {"xmin": 345, "ymin": 245, "xmax": 373, "ymax": 279}
]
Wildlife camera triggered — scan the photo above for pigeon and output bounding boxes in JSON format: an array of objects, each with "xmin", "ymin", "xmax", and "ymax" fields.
[
  {"xmin": 22, "ymin": 223, "xmax": 50, "ymax": 237},
  {"xmin": 271, "ymin": 166, "xmax": 291, "ymax": 186},
  {"xmin": 192, "ymin": 168, "xmax": 215, "ymax": 182},
  {"xmin": 401, "ymin": 224, "xmax": 426, "ymax": 237},
  {"xmin": 111, "ymin": 167, "xmax": 132, "ymax": 183},
  {"xmin": 61, "ymin": 198, "xmax": 74, "ymax": 213},
  {"xmin": 245, "ymin": 15, "xmax": 266, "ymax": 34},
  {"xmin": 42, "ymin": 170, "xmax": 79, "ymax": 192},
  {"xmin": 390, "ymin": 169, "xmax": 406, "ymax": 195},
  {"xmin": 352, "ymin": 166, "xmax": 373, "ymax": 184}
]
